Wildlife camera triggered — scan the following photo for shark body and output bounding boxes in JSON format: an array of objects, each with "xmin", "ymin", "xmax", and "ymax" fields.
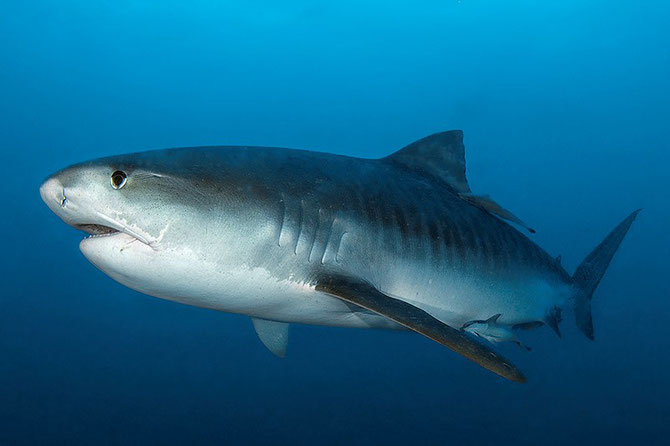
[{"xmin": 40, "ymin": 130, "xmax": 638, "ymax": 382}]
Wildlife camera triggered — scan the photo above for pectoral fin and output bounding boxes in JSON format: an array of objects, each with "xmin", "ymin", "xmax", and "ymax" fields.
[
  {"xmin": 251, "ymin": 317, "xmax": 289, "ymax": 358},
  {"xmin": 315, "ymin": 275, "xmax": 526, "ymax": 383}
]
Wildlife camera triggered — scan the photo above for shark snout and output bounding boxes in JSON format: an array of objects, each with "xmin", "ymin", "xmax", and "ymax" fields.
[{"xmin": 40, "ymin": 176, "xmax": 67, "ymax": 213}]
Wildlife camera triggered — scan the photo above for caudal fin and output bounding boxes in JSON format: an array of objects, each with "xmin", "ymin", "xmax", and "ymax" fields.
[{"xmin": 573, "ymin": 210, "xmax": 640, "ymax": 339}]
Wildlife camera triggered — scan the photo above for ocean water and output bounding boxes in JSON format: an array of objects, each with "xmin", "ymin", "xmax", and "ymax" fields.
[{"xmin": 2, "ymin": 1, "xmax": 669, "ymax": 444}]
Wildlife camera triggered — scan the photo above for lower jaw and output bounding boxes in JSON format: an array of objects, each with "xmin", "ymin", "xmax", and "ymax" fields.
[
  {"xmin": 79, "ymin": 231, "xmax": 152, "ymax": 253},
  {"xmin": 78, "ymin": 232, "xmax": 159, "ymax": 297},
  {"xmin": 76, "ymin": 223, "xmax": 153, "ymax": 248}
]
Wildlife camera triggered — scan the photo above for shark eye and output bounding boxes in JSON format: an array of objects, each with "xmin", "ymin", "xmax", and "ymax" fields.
[{"xmin": 110, "ymin": 170, "xmax": 127, "ymax": 189}]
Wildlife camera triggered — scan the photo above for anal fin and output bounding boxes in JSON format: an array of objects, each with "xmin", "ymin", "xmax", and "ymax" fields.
[
  {"xmin": 251, "ymin": 317, "xmax": 289, "ymax": 358},
  {"xmin": 315, "ymin": 275, "xmax": 526, "ymax": 383},
  {"xmin": 546, "ymin": 306, "xmax": 562, "ymax": 338}
]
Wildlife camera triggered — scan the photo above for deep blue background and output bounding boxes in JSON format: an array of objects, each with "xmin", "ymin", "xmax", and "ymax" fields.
[{"xmin": 2, "ymin": 1, "xmax": 669, "ymax": 444}]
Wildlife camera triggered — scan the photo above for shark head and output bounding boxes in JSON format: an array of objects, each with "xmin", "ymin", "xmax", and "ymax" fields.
[
  {"xmin": 41, "ymin": 162, "xmax": 162, "ymax": 248},
  {"xmin": 39, "ymin": 148, "xmax": 271, "ymax": 301},
  {"xmin": 41, "ymin": 152, "xmax": 189, "ymax": 293}
]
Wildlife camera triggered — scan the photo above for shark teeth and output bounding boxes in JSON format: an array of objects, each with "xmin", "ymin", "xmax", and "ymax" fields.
[
  {"xmin": 76, "ymin": 223, "xmax": 121, "ymax": 239},
  {"xmin": 76, "ymin": 223, "xmax": 117, "ymax": 234},
  {"xmin": 86, "ymin": 231, "xmax": 120, "ymax": 239}
]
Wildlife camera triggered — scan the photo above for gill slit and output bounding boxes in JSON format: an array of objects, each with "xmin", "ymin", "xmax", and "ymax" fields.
[
  {"xmin": 293, "ymin": 200, "xmax": 304, "ymax": 255},
  {"xmin": 277, "ymin": 195, "xmax": 286, "ymax": 247}
]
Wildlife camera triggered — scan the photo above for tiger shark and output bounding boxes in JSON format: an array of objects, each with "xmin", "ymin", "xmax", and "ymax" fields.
[{"xmin": 40, "ymin": 130, "xmax": 638, "ymax": 382}]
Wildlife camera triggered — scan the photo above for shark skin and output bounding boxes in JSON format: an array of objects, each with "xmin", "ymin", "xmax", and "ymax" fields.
[{"xmin": 40, "ymin": 130, "xmax": 638, "ymax": 382}]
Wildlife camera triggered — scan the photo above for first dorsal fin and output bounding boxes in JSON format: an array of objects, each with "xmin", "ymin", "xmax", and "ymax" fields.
[
  {"xmin": 385, "ymin": 130, "xmax": 535, "ymax": 234},
  {"xmin": 385, "ymin": 130, "xmax": 471, "ymax": 193}
]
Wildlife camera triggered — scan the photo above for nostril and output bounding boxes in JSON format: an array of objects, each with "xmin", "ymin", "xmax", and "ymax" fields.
[{"xmin": 60, "ymin": 190, "xmax": 67, "ymax": 207}]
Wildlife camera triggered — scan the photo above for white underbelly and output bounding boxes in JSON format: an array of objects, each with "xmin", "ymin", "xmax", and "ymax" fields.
[
  {"xmin": 108, "ymin": 255, "xmax": 400, "ymax": 329},
  {"xmin": 85, "ymin": 235, "xmax": 567, "ymax": 330}
]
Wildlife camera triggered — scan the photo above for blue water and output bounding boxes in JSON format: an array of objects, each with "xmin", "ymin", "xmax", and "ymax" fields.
[{"xmin": 2, "ymin": 1, "xmax": 669, "ymax": 444}]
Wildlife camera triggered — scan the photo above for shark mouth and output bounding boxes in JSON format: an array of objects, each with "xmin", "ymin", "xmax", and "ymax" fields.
[
  {"xmin": 76, "ymin": 224, "xmax": 120, "ymax": 237},
  {"xmin": 74, "ymin": 213, "xmax": 155, "ymax": 248}
]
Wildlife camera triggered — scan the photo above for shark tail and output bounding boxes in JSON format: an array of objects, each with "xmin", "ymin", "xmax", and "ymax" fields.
[
  {"xmin": 572, "ymin": 210, "xmax": 640, "ymax": 340},
  {"xmin": 572, "ymin": 209, "xmax": 641, "ymax": 340}
]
